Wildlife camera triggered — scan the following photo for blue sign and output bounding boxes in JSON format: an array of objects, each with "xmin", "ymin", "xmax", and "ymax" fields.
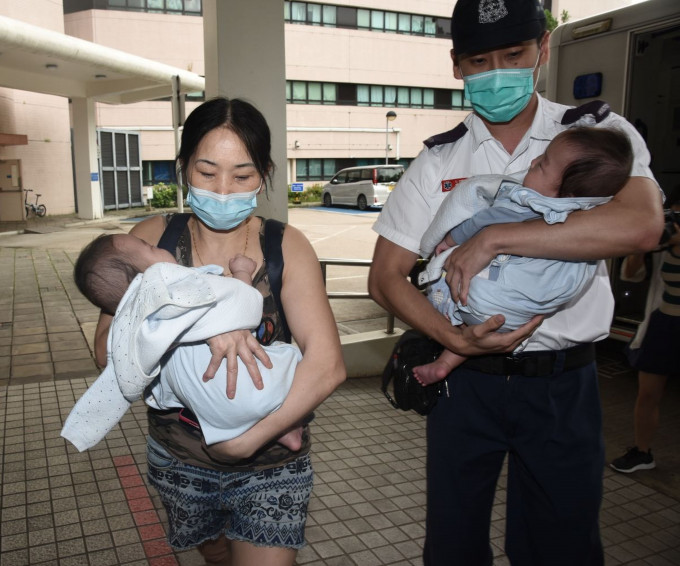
[
  {"xmin": 291, "ymin": 183, "xmax": 304, "ymax": 192},
  {"xmin": 91, "ymin": 172, "xmax": 99, "ymax": 182}
]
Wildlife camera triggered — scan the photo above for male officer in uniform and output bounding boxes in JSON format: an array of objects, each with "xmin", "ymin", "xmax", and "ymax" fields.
[{"xmin": 368, "ymin": 1, "xmax": 664, "ymax": 564}]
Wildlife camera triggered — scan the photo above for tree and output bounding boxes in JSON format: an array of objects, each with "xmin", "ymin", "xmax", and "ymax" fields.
[{"xmin": 545, "ymin": 9, "xmax": 570, "ymax": 32}]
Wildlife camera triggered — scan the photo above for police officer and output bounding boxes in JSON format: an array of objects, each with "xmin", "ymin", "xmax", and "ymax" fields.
[{"xmin": 368, "ymin": 1, "xmax": 664, "ymax": 564}]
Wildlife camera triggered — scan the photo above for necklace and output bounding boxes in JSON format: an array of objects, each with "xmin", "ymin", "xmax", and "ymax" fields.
[{"xmin": 190, "ymin": 217, "xmax": 250, "ymax": 269}]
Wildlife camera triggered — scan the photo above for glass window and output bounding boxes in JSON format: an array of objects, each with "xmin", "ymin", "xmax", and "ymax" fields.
[
  {"xmin": 371, "ymin": 10, "xmax": 384, "ymax": 31},
  {"xmin": 308, "ymin": 159, "xmax": 322, "ymax": 179},
  {"xmin": 284, "ymin": 1, "xmax": 290, "ymax": 20},
  {"xmin": 296, "ymin": 160, "xmax": 309, "ymax": 179},
  {"xmin": 411, "ymin": 15, "xmax": 424, "ymax": 34},
  {"xmin": 108, "ymin": 0, "xmax": 126, "ymax": 7},
  {"xmin": 424, "ymin": 16, "xmax": 437, "ymax": 36},
  {"xmin": 357, "ymin": 9, "xmax": 370, "ymax": 29},
  {"xmin": 397, "ymin": 87, "xmax": 410, "ymax": 106},
  {"xmin": 452, "ymin": 90, "xmax": 463, "ymax": 108},
  {"xmin": 292, "ymin": 81, "xmax": 307, "ymax": 103},
  {"xmin": 307, "ymin": 3, "xmax": 321, "ymax": 25},
  {"xmin": 323, "ymin": 83, "xmax": 336, "ymax": 104},
  {"xmin": 128, "ymin": 0, "xmax": 145, "ymax": 8},
  {"xmin": 385, "ymin": 12, "xmax": 397, "ymax": 33},
  {"xmin": 370, "ymin": 85, "xmax": 383, "ymax": 106},
  {"xmin": 336, "ymin": 6, "xmax": 356, "ymax": 28},
  {"xmin": 185, "ymin": 0, "xmax": 201, "ymax": 13},
  {"xmin": 166, "ymin": 0, "xmax": 183, "ymax": 11},
  {"xmin": 308, "ymin": 82, "xmax": 322, "ymax": 103},
  {"xmin": 384, "ymin": 86, "xmax": 397, "ymax": 106},
  {"xmin": 347, "ymin": 170, "xmax": 361, "ymax": 182},
  {"xmin": 423, "ymin": 89, "xmax": 434, "ymax": 108},
  {"xmin": 357, "ymin": 85, "xmax": 370, "ymax": 106},
  {"xmin": 411, "ymin": 88, "xmax": 423, "ymax": 108},
  {"xmin": 147, "ymin": 0, "xmax": 163, "ymax": 12},
  {"xmin": 291, "ymin": 2, "xmax": 306, "ymax": 23},
  {"xmin": 398, "ymin": 13, "xmax": 410, "ymax": 33},
  {"xmin": 323, "ymin": 160, "xmax": 336, "ymax": 178},
  {"xmin": 322, "ymin": 5, "xmax": 336, "ymax": 25},
  {"xmin": 286, "ymin": 81, "xmax": 291, "ymax": 101}
]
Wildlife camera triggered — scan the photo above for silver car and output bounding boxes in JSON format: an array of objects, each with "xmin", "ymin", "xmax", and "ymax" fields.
[{"xmin": 322, "ymin": 165, "xmax": 404, "ymax": 210}]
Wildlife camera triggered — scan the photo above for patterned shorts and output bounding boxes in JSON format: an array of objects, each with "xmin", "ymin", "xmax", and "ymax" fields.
[{"xmin": 146, "ymin": 436, "xmax": 314, "ymax": 550}]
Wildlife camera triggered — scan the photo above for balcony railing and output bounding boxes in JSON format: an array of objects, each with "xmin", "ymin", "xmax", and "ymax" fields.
[{"xmin": 318, "ymin": 257, "xmax": 395, "ymax": 334}]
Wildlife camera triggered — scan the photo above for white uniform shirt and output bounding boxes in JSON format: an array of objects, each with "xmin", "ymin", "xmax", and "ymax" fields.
[{"xmin": 373, "ymin": 95, "xmax": 658, "ymax": 351}]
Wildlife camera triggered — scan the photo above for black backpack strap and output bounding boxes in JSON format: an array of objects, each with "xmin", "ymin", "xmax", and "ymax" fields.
[
  {"xmin": 157, "ymin": 213, "xmax": 191, "ymax": 254},
  {"xmin": 264, "ymin": 218, "xmax": 292, "ymax": 344}
]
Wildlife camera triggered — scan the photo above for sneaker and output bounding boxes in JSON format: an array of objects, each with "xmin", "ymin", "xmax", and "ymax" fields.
[{"xmin": 610, "ymin": 447, "xmax": 656, "ymax": 473}]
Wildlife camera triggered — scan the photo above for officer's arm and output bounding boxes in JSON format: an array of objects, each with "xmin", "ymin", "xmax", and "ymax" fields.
[
  {"xmin": 445, "ymin": 176, "xmax": 663, "ymax": 304},
  {"xmin": 368, "ymin": 236, "xmax": 541, "ymax": 356}
]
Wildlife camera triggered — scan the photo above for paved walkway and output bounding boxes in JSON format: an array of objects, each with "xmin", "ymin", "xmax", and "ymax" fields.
[{"xmin": 1, "ymin": 211, "xmax": 679, "ymax": 565}]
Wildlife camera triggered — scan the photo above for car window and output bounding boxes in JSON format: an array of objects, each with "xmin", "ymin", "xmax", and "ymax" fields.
[
  {"xmin": 347, "ymin": 170, "xmax": 362, "ymax": 182},
  {"xmin": 332, "ymin": 173, "xmax": 346, "ymax": 184},
  {"xmin": 377, "ymin": 168, "xmax": 403, "ymax": 183},
  {"xmin": 361, "ymin": 169, "xmax": 373, "ymax": 181}
]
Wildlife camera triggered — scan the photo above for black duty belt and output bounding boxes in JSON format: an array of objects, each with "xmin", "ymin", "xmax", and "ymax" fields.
[{"xmin": 461, "ymin": 343, "xmax": 596, "ymax": 377}]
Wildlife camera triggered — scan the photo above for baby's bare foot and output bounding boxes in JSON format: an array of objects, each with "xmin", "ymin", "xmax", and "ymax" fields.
[
  {"xmin": 413, "ymin": 361, "xmax": 453, "ymax": 386},
  {"xmin": 276, "ymin": 426, "xmax": 304, "ymax": 451}
]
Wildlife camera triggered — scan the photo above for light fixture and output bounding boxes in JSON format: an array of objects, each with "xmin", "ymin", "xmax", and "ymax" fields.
[
  {"xmin": 294, "ymin": 140, "xmax": 300, "ymax": 149},
  {"xmin": 385, "ymin": 110, "xmax": 397, "ymax": 164},
  {"xmin": 94, "ymin": 74, "xmax": 107, "ymax": 79},
  {"xmin": 571, "ymin": 19, "xmax": 612, "ymax": 39},
  {"xmin": 45, "ymin": 63, "xmax": 58, "ymax": 70}
]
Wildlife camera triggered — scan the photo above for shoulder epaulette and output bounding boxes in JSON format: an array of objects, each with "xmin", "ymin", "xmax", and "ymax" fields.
[
  {"xmin": 561, "ymin": 100, "xmax": 611, "ymax": 125},
  {"xmin": 423, "ymin": 123, "xmax": 469, "ymax": 149}
]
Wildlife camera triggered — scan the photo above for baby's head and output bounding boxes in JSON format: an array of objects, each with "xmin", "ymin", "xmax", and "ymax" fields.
[
  {"xmin": 524, "ymin": 126, "xmax": 633, "ymax": 199},
  {"xmin": 74, "ymin": 233, "xmax": 176, "ymax": 315}
]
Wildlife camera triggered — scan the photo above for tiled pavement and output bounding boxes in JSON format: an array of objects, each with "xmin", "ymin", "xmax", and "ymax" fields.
[{"xmin": 1, "ymin": 223, "xmax": 680, "ymax": 565}]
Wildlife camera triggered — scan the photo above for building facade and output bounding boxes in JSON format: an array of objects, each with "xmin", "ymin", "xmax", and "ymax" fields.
[{"xmin": 0, "ymin": 0, "xmax": 646, "ymax": 217}]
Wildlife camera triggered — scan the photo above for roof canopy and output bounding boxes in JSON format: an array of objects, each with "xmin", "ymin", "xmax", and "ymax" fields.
[{"xmin": 0, "ymin": 15, "xmax": 205, "ymax": 104}]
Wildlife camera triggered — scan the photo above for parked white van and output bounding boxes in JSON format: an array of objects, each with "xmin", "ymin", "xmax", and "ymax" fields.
[{"xmin": 322, "ymin": 165, "xmax": 404, "ymax": 210}]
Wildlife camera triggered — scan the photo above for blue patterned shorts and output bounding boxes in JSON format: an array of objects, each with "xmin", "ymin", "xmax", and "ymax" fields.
[{"xmin": 146, "ymin": 436, "xmax": 314, "ymax": 550}]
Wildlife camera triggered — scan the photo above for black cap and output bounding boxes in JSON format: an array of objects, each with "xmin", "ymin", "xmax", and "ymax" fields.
[{"xmin": 451, "ymin": 0, "xmax": 547, "ymax": 56}]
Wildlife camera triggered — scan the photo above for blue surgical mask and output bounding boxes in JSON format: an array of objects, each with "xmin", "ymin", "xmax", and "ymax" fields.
[
  {"xmin": 462, "ymin": 55, "xmax": 540, "ymax": 123},
  {"xmin": 186, "ymin": 184, "xmax": 259, "ymax": 230}
]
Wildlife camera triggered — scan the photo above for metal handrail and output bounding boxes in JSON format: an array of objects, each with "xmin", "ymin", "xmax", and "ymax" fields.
[{"xmin": 318, "ymin": 257, "xmax": 395, "ymax": 334}]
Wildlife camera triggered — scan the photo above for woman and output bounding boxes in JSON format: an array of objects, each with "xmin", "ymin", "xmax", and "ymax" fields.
[{"xmin": 93, "ymin": 97, "xmax": 346, "ymax": 565}]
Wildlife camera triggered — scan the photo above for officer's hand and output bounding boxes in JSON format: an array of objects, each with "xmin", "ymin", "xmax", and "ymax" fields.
[
  {"xmin": 458, "ymin": 314, "xmax": 543, "ymax": 356},
  {"xmin": 444, "ymin": 232, "xmax": 495, "ymax": 305}
]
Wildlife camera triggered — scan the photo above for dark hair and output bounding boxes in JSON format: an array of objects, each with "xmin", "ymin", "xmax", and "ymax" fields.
[
  {"xmin": 177, "ymin": 97, "xmax": 275, "ymax": 194},
  {"xmin": 74, "ymin": 234, "xmax": 141, "ymax": 315},
  {"xmin": 556, "ymin": 127, "xmax": 633, "ymax": 198}
]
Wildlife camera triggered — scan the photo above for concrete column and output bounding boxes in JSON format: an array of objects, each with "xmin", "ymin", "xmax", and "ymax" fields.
[
  {"xmin": 71, "ymin": 97, "xmax": 103, "ymax": 220},
  {"xmin": 203, "ymin": 0, "xmax": 288, "ymax": 223}
]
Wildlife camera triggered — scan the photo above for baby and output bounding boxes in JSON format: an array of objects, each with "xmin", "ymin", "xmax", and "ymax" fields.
[
  {"xmin": 62, "ymin": 233, "xmax": 302, "ymax": 454},
  {"xmin": 414, "ymin": 126, "xmax": 633, "ymax": 385}
]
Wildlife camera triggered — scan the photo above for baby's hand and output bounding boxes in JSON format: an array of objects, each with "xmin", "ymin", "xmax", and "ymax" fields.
[
  {"xmin": 229, "ymin": 254, "xmax": 256, "ymax": 277},
  {"xmin": 435, "ymin": 234, "xmax": 456, "ymax": 256}
]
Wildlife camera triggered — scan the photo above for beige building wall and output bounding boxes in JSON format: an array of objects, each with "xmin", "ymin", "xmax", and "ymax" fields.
[
  {"xmin": 552, "ymin": 0, "xmax": 646, "ymax": 22},
  {"xmin": 0, "ymin": 0, "xmax": 75, "ymax": 218}
]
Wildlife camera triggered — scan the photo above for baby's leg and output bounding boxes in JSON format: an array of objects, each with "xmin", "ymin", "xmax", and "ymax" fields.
[
  {"xmin": 275, "ymin": 425, "xmax": 304, "ymax": 451},
  {"xmin": 413, "ymin": 349, "xmax": 467, "ymax": 386}
]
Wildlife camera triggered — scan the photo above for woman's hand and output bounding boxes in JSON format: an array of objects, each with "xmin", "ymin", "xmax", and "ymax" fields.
[{"xmin": 204, "ymin": 329, "xmax": 273, "ymax": 399}]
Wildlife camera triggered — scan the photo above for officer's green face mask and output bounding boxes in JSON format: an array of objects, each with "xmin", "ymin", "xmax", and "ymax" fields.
[{"xmin": 462, "ymin": 52, "xmax": 541, "ymax": 123}]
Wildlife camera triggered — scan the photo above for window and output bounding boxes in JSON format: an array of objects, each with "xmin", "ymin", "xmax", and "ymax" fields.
[
  {"xmin": 285, "ymin": 2, "xmax": 337, "ymax": 27},
  {"xmin": 282, "ymin": 2, "xmax": 451, "ymax": 38},
  {"xmin": 67, "ymin": 0, "xmax": 203, "ymax": 15},
  {"xmin": 286, "ymin": 81, "xmax": 336, "ymax": 104},
  {"xmin": 296, "ymin": 158, "xmax": 337, "ymax": 181},
  {"xmin": 451, "ymin": 90, "xmax": 473, "ymax": 110},
  {"xmin": 143, "ymin": 160, "xmax": 177, "ymax": 185}
]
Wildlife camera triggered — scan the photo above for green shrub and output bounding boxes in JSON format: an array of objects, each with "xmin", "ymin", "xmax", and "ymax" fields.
[
  {"xmin": 288, "ymin": 183, "xmax": 323, "ymax": 204},
  {"xmin": 150, "ymin": 183, "xmax": 186, "ymax": 208}
]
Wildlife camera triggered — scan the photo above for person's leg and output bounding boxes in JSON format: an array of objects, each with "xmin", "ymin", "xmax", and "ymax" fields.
[
  {"xmin": 198, "ymin": 535, "xmax": 232, "ymax": 565},
  {"xmin": 634, "ymin": 371, "xmax": 668, "ymax": 451},
  {"xmin": 504, "ymin": 361, "xmax": 604, "ymax": 566},
  {"xmin": 230, "ymin": 541, "xmax": 296, "ymax": 566},
  {"xmin": 423, "ymin": 369, "xmax": 507, "ymax": 566},
  {"xmin": 413, "ymin": 348, "xmax": 466, "ymax": 385}
]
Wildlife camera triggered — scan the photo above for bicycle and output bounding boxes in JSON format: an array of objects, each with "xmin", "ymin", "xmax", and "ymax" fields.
[{"xmin": 24, "ymin": 189, "xmax": 47, "ymax": 218}]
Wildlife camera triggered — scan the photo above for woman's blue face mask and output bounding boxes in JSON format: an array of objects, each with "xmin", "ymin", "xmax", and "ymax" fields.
[
  {"xmin": 186, "ymin": 184, "xmax": 260, "ymax": 230},
  {"xmin": 462, "ymin": 52, "xmax": 541, "ymax": 123}
]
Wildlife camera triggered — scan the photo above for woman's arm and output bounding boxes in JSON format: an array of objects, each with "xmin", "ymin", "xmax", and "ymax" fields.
[
  {"xmin": 212, "ymin": 225, "xmax": 346, "ymax": 459},
  {"xmin": 445, "ymin": 176, "xmax": 664, "ymax": 304}
]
